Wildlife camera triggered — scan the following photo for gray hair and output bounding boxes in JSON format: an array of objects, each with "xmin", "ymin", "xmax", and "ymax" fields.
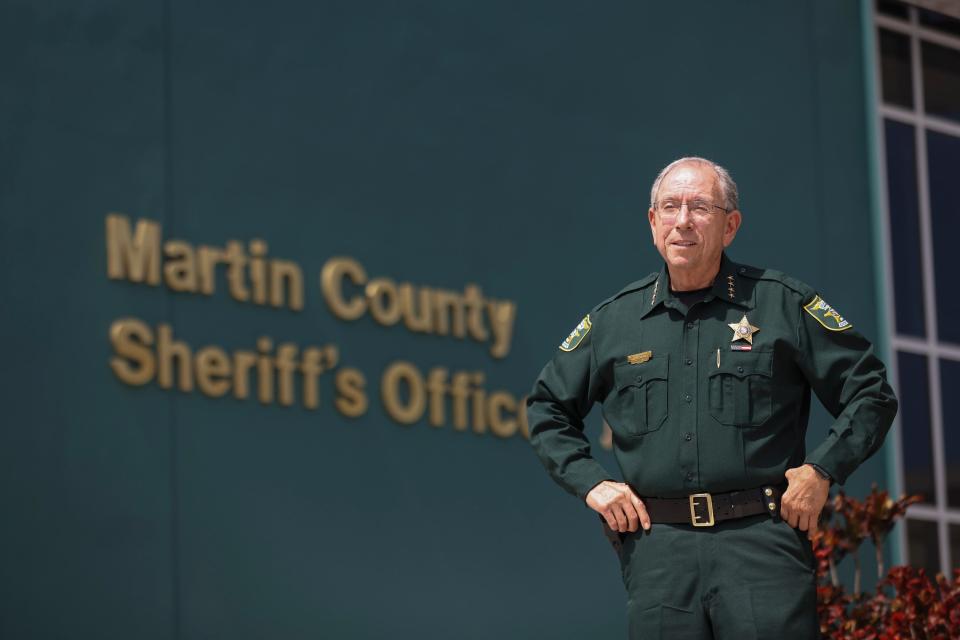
[{"xmin": 649, "ymin": 157, "xmax": 739, "ymax": 211}]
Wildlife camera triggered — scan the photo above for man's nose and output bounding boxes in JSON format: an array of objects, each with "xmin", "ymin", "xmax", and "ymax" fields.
[{"xmin": 675, "ymin": 202, "xmax": 694, "ymax": 227}]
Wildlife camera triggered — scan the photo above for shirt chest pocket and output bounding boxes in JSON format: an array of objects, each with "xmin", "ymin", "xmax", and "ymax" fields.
[
  {"xmin": 708, "ymin": 351, "xmax": 773, "ymax": 427},
  {"xmin": 608, "ymin": 356, "xmax": 669, "ymax": 437}
]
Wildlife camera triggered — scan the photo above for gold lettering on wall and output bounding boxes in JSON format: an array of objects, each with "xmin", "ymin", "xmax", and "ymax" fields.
[
  {"xmin": 195, "ymin": 346, "xmax": 231, "ymax": 397},
  {"xmin": 366, "ymin": 278, "xmax": 402, "ymax": 326},
  {"xmin": 335, "ymin": 368, "xmax": 367, "ymax": 417},
  {"xmin": 426, "ymin": 367, "xmax": 449, "ymax": 427},
  {"xmin": 163, "ymin": 240, "xmax": 198, "ymax": 291},
  {"xmin": 321, "ymin": 257, "xmax": 368, "ymax": 320},
  {"xmin": 105, "ymin": 214, "xmax": 518, "ymax": 356},
  {"xmin": 157, "ymin": 324, "xmax": 193, "ymax": 392},
  {"xmin": 233, "ymin": 350, "xmax": 257, "ymax": 400},
  {"xmin": 106, "ymin": 214, "xmax": 161, "ymax": 285},
  {"xmin": 108, "ymin": 318, "xmax": 346, "ymax": 411},
  {"xmin": 109, "ymin": 318, "xmax": 156, "ymax": 385},
  {"xmin": 470, "ymin": 372, "xmax": 487, "ymax": 434},
  {"xmin": 487, "ymin": 391, "xmax": 517, "ymax": 438},
  {"xmin": 108, "ymin": 318, "xmax": 529, "ymax": 439},
  {"xmin": 103, "ymin": 214, "xmax": 532, "ymax": 443},
  {"xmin": 301, "ymin": 347, "xmax": 325, "ymax": 409},
  {"xmin": 317, "ymin": 257, "xmax": 517, "ymax": 358},
  {"xmin": 105, "ymin": 214, "xmax": 304, "ymax": 312},
  {"xmin": 381, "ymin": 361, "xmax": 426, "ymax": 425},
  {"xmin": 377, "ymin": 361, "xmax": 526, "ymax": 435},
  {"xmin": 271, "ymin": 260, "xmax": 304, "ymax": 311}
]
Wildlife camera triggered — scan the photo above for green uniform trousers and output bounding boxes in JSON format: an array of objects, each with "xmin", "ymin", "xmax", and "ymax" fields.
[{"xmin": 617, "ymin": 514, "xmax": 818, "ymax": 639}]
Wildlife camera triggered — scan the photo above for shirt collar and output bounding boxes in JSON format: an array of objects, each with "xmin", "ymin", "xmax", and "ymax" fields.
[{"xmin": 640, "ymin": 253, "xmax": 753, "ymax": 318}]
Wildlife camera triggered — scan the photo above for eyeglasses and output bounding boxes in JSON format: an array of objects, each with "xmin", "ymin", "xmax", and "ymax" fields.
[{"xmin": 654, "ymin": 199, "xmax": 731, "ymax": 225}]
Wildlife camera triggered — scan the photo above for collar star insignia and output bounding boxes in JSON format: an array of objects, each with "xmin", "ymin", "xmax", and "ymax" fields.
[{"xmin": 728, "ymin": 314, "xmax": 759, "ymax": 344}]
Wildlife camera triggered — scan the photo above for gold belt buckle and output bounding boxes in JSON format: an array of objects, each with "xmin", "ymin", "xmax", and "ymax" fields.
[{"xmin": 688, "ymin": 492, "xmax": 715, "ymax": 527}]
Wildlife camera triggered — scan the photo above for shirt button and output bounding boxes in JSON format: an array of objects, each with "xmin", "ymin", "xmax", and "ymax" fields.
[
  {"xmin": 737, "ymin": 366, "xmax": 744, "ymax": 373},
  {"xmin": 686, "ymin": 358, "xmax": 693, "ymax": 366},
  {"xmin": 686, "ymin": 321, "xmax": 695, "ymax": 329},
  {"xmin": 685, "ymin": 394, "xmax": 692, "ymax": 402},
  {"xmin": 685, "ymin": 472, "xmax": 694, "ymax": 481},
  {"xmin": 684, "ymin": 433, "xmax": 693, "ymax": 441},
  {"xmin": 739, "ymin": 267, "xmax": 746, "ymax": 274}
]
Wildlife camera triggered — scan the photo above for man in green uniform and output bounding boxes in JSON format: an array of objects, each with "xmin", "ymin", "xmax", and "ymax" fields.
[{"xmin": 526, "ymin": 157, "xmax": 898, "ymax": 638}]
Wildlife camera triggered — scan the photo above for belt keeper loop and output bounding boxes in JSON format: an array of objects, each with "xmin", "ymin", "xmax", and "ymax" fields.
[{"xmin": 763, "ymin": 486, "xmax": 781, "ymax": 523}]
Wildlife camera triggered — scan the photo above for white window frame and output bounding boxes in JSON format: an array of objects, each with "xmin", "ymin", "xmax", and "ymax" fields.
[{"xmin": 873, "ymin": 3, "xmax": 960, "ymax": 575}]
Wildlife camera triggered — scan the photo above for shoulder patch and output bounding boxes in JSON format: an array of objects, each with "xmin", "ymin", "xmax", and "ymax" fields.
[
  {"xmin": 803, "ymin": 295, "xmax": 853, "ymax": 331},
  {"xmin": 559, "ymin": 315, "xmax": 592, "ymax": 351}
]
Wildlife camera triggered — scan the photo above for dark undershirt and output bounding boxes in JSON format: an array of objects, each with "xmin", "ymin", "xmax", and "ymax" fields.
[{"xmin": 672, "ymin": 286, "xmax": 712, "ymax": 311}]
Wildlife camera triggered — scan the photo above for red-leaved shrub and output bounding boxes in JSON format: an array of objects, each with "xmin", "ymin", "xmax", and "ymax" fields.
[{"xmin": 813, "ymin": 486, "xmax": 959, "ymax": 638}]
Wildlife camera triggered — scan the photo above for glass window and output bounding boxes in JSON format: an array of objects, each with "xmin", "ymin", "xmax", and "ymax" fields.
[
  {"xmin": 880, "ymin": 29, "xmax": 914, "ymax": 109},
  {"xmin": 926, "ymin": 130, "xmax": 960, "ymax": 345},
  {"xmin": 877, "ymin": 0, "xmax": 909, "ymax": 20},
  {"xmin": 906, "ymin": 519, "xmax": 941, "ymax": 577},
  {"xmin": 898, "ymin": 352, "xmax": 936, "ymax": 504},
  {"xmin": 919, "ymin": 8, "xmax": 960, "ymax": 38},
  {"xmin": 941, "ymin": 358, "xmax": 960, "ymax": 509},
  {"xmin": 922, "ymin": 41, "xmax": 960, "ymax": 122},
  {"xmin": 876, "ymin": 4, "xmax": 960, "ymax": 578},
  {"xmin": 884, "ymin": 119, "xmax": 926, "ymax": 338},
  {"xmin": 951, "ymin": 524, "xmax": 960, "ymax": 570}
]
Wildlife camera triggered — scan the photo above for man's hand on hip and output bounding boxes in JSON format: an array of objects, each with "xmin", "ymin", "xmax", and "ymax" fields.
[
  {"xmin": 781, "ymin": 464, "xmax": 831, "ymax": 540},
  {"xmin": 585, "ymin": 481, "xmax": 651, "ymax": 533}
]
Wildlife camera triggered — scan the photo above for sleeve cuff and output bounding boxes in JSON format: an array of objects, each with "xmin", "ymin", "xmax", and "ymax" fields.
[
  {"xmin": 565, "ymin": 459, "xmax": 615, "ymax": 501},
  {"xmin": 805, "ymin": 437, "xmax": 851, "ymax": 485},
  {"xmin": 805, "ymin": 461, "xmax": 834, "ymax": 484}
]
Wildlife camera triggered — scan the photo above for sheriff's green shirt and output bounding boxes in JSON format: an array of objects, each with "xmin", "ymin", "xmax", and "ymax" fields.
[{"xmin": 526, "ymin": 254, "xmax": 898, "ymax": 500}]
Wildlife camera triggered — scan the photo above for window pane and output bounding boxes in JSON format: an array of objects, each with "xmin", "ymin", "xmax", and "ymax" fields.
[
  {"xmin": 906, "ymin": 518, "xmax": 941, "ymax": 578},
  {"xmin": 877, "ymin": 0, "xmax": 909, "ymax": 19},
  {"xmin": 941, "ymin": 358, "xmax": 960, "ymax": 509},
  {"xmin": 884, "ymin": 120, "xmax": 926, "ymax": 337},
  {"xmin": 898, "ymin": 352, "xmax": 936, "ymax": 504},
  {"xmin": 919, "ymin": 8, "xmax": 960, "ymax": 38},
  {"xmin": 880, "ymin": 29, "xmax": 914, "ymax": 109},
  {"xmin": 922, "ymin": 41, "xmax": 960, "ymax": 122},
  {"xmin": 927, "ymin": 130, "xmax": 960, "ymax": 344},
  {"xmin": 951, "ymin": 525, "xmax": 960, "ymax": 570}
]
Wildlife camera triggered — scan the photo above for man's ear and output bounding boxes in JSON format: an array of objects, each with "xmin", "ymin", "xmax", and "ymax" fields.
[
  {"xmin": 723, "ymin": 210, "xmax": 742, "ymax": 247},
  {"xmin": 648, "ymin": 207, "xmax": 658, "ymax": 244}
]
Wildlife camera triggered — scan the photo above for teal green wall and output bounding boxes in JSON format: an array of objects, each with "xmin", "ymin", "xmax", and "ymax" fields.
[{"xmin": 1, "ymin": 1, "xmax": 888, "ymax": 638}]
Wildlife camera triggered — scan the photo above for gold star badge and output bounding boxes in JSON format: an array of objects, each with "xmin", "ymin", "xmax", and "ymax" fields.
[{"xmin": 728, "ymin": 314, "xmax": 759, "ymax": 345}]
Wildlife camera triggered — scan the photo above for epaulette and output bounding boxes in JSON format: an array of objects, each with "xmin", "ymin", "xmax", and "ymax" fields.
[
  {"xmin": 594, "ymin": 271, "xmax": 659, "ymax": 313},
  {"xmin": 738, "ymin": 265, "xmax": 815, "ymax": 299}
]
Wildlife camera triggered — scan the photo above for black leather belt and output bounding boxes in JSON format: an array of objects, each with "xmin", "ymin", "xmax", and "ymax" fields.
[
  {"xmin": 643, "ymin": 484, "xmax": 785, "ymax": 527},
  {"xmin": 598, "ymin": 485, "xmax": 787, "ymax": 553}
]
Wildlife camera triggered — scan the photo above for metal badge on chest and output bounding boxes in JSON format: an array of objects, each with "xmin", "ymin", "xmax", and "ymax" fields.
[{"xmin": 728, "ymin": 314, "xmax": 759, "ymax": 352}]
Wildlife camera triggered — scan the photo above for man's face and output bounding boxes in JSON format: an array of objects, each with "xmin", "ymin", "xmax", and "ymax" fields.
[{"xmin": 647, "ymin": 162, "xmax": 742, "ymax": 278}]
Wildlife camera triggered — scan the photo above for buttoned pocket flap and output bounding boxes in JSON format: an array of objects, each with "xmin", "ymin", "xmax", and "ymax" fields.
[
  {"xmin": 614, "ymin": 355, "xmax": 669, "ymax": 389},
  {"xmin": 712, "ymin": 350, "xmax": 773, "ymax": 379},
  {"xmin": 609, "ymin": 355, "xmax": 669, "ymax": 436},
  {"xmin": 708, "ymin": 351, "xmax": 773, "ymax": 427}
]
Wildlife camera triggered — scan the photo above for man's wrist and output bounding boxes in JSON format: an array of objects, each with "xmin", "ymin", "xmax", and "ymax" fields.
[
  {"xmin": 583, "ymin": 479, "xmax": 614, "ymax": 503},
  {"xmin": 806, "ymin": 462, "xmax": 833, "ymax": 484}
]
